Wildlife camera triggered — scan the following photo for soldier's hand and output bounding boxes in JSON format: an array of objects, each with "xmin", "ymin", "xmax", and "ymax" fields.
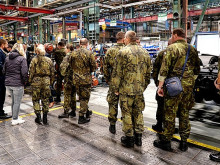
[
  {"xmin": 157, "ymin": 88, "xmax": 164, "ymax": 97},
  {"xmin": 115, "ymin": 92, "xmax": 119, "ymax": 96}
]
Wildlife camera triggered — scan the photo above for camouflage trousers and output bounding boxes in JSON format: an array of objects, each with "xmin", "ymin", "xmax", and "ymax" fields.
[
  {"xmin": 56, "ymin": 72, "xmax": 64, "ymax": 100},
  {"xmin": 64, "ymin": 81, "xmax": 76, "ymax": 114},
  {"xmin": 119, "ymin": 94, "xmax": 145, "ymax": 137},
  {"xmin": 162, "ymin": 89, "xmax": 194, "ymax": 141},
  {"xmin": 32, "ymin": 85, "xmax": 51, "ymax": 114},
  {"xmin": 155, "ymin": 93, "xmax": 164, "ymax": 124},
  {"xmin": 76, "ymin": 85, "xmax": 91, "ymax": 116},
  {"xmin": 107, "ymin": 90, "xmax": 119, "ymax": 125}
]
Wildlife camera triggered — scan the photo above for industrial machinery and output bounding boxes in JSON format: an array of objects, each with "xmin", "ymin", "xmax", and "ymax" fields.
[{"xmin": 192, "ymin": 32, "xmax": 220, "ymax": 103}]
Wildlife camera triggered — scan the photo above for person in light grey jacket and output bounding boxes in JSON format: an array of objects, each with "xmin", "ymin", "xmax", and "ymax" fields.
[{"xmin": 3, "ymin": 43, "xmax": 28, "ymax": 126}]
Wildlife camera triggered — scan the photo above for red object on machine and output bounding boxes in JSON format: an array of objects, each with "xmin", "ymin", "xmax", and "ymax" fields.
[
  {"xmin": 0, "ymin": 15, "xmax": 28, "ymax": 21},
  {"xmin": 0, "ymin": 4, "xmax": 55, "ymax": 14},
  {"xmin": 44, "ymin": 43, "xmax": 54, "ymax": 54},
  {"xmin": 92, "ymin": 77, "xmax": 99, "ymax": 87}
]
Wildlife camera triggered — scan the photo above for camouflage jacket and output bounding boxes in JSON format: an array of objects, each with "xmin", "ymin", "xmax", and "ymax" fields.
[
  {"xmin": 60, "ymin": 52, "xmax": 73, "ymax": 83},
  {"xmin": 152, "ymin": 50, "xmax": 166, "ymax": 86},
  {"xmin": 103, "ymin": 43, "xmax": 124, "ymax": 82},
  {"xmin": 111, "ymin": 42, "xmax": 151, "ymax": 95},
  {"xmin": 69, "ymin": 47, "xmax": 96, "ymax": 85},
  {"xmin": 159, "ymin": 39, "xmax": 200, "ymax": 88},
  {"xmin": 29, "ymin": 55, "xmax": 54, "ymax": 86},
  {"xmin": 54, "ymin": 48, "xmax": 66, "ymax": 71}
]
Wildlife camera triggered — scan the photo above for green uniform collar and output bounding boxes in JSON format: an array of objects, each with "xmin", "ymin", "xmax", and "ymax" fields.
[
  {"xmin": 127, "ymin": 42, "xmax": 137, "ymax": 46},
  {"xmin": 173, "ymin": 39, "xmax": 186, "ymax": 44},
  {"xmin": 115, "ymin": 43, "xmax": 124, "ymax": 46}
]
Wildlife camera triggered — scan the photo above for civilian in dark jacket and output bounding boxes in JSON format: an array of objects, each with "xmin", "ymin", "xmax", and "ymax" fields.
[
  {"xmin": 0, "ymin": 39, "xmax": 11, "ymax": 119},
  {"xmin": 3, "ymin": 43, "xmax": 28, "ymax": 126}
]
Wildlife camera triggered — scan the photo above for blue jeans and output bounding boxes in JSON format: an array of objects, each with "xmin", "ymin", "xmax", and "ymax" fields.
[{"xmin": 6, "ymin": 86, "xmax": 24, "ymax": 120}]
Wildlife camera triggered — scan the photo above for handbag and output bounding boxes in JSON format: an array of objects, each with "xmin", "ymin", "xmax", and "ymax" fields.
[{"xmin": 164, "ymin": 44, "xmax": 191, "ymax": 97}]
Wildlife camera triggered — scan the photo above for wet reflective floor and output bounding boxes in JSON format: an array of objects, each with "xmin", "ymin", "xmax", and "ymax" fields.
[{"xmin": 1, "ymin": 81, "xmax": 220, "ymax": 165}]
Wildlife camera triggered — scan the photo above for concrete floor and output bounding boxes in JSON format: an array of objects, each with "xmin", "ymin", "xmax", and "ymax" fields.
[{"xmin": 1, "ymin": 80, "xmax": 220, "ymax": 165}]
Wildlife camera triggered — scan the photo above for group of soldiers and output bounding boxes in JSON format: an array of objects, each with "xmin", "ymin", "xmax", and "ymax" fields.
[
  {"xmin": 103, "ymin": 28, "xmax": 202, "ymax": 151},
  {"xmin": 29, "ymin": 38, "xmax": 96, "ymax": 124}
]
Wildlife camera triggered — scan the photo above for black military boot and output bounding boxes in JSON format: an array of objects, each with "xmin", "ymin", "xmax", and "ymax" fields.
[
  {"xmin": 153, "ymin": 140, "xmax": 172, "ymax": 151},
  {"xmin": 78, "ymin": 116, "xmax": 90, "ymax": 124},
  {"xmin": 69, "ymin": 111, "xmax": 76, "ymax": 117},
  {"xmin": 179, "ymin": 141, "xmax": 188, "ymax": 151},
  {"xmin": 109, "ymin": 124, "xmax": 116, "ymax": 134},
  {"xmin": 152, "ymin": 122, "xmax": 163, "ymax": 132},
  {"xmin": 35, "ymin": 113, "xmax": 42, "ymax": 124},
  {"xmin": 121, "ymin": 136, "xmax": 134, "ymax": 148},
  {"xmin": 210, "ymin": 152, "xmax": 220, "ymax": 162},
  {"xmin": 86, "ymin": 110, "xmax": 92, "ymax": 118},
  {"xmin": 58, "ymin": 112, "xmax": 69, "ymax": 118},
  {"xmin": 43, "ymin": 113, "xmax": 48, "ymax": 125},
  {"xmin": 134, "ymin": 133, "xmax": 142, "ymax": 146}
]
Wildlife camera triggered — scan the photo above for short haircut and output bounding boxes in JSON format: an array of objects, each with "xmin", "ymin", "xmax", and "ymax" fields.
[
  {"xmin": 66, "ymin": 44, "xmax": 72, "ymax": 50},
  {"xmin": 116, "ymin": 32, "xmax": 125, "ymax": 41},
  {"xmin": 173, "ymin": 28, "xmax": 186, "ymax": 38},
  {"xmin": 125, "ymin": 31, "xmax": 137, "ymax": 42},
  {"xmin": 58, "ymin": 41, "xmax": 65, "ymax": 47},
  {"xmin": 8, "ymin": 44, "xmax": 13, "ymax": 49},
  {"xmin": 136, "ymin": 37, "xmax": 140, "ymax": 40},
  {"xmin": 80, "ymin": 38, "xmax": 88, "ymax": 45},
  {"xmin": 0, "ymin": 39, "xmax": 7, "ymax": 46},
  {"xmin": 36, "ymin": 44, "xmax": 46, "ymax": 56},
  {"xmin": 76, "ymin": 44, "xmax": 80, "ymax": 49}
]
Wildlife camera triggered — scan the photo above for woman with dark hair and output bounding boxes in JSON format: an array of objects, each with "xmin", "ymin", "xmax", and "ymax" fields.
[{"xmin": 3, "ymin": 43, "xmax": 28, "ymax": 126}]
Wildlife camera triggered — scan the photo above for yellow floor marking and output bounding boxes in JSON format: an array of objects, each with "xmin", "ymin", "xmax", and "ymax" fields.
[{"xmin": 1, "ymin": 103, "xmax": 220, "ymax": 152}]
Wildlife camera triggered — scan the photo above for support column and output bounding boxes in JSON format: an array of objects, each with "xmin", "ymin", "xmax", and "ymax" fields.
[
  {"xmin": 47, "ymin": 20, "xmax": 50, "ymax": 42},
  {"xmin": 14, "ymin": 22, "xmax": 17, "ymax": 41},
  {"xmin": 68, "ymin": 31, "xmax": 71, "ymax": 43},
  {"xmin": 31, "ymin": 18, "xmax": 34, "ymax": 36},
  {"xmin": 39, "ymin": 16, "xmax": 43, "ymax": 43},
  {"xmin": 182, "ymin": 0, "xmax": 188, "ymax": 37},
  {"xmin": 80, "ymin": 12, "xmax": 83, "ymax": 38},
  {"xmin": 130, "ymin": 7, "xmax": 136, "ymax": 31},
  {"xmin": 195, "ymin": 0, "xmax": 210, "ymax": 34},
  {"xmin": 121, "ymin": 7, "xmax": 124, "ymax": 32},
  {"xmin": 62, "ymin": 17, "xmax": 66, "ymax": 39},
  {"xmin": 173, "ymin": 0, "xmax": 181, "ymax": 28}
]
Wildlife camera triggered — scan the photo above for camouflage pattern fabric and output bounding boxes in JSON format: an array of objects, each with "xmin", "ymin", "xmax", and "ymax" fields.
[
  {"xmin": 29, "ymin": 55, "xmax": 54, "ymax": 114},
  {"xmin": 159, "ymin": 39, "xmax": 200, "ymax": 142},
  {"xmin": 60, "ymin": 52, "xmax": 76, "ymax": 113},
  {"xmin": 111, "ymin": 43, "xmax": 151, "ymax": 95},
  {"xmin": 76, "ymin": 85, "xmax": 91, "ymax": 116},
  {"xmin": 69, "ymin": 47, "xmax": 96, "ymax": 116},
  {"xmin": 107, "ymin": 93, "xmax": 119, "ymax": 125},
  {"xmin": 54, "ymin": 48, "xmax": 66, "ymax": 100},
  {"xmin": 103, "ymin": 43, "xmax": 124, "ymax": 125},
  {"xmin": 111, "ymin": 42, "xmax": 151, "ymax": 136},
  {"xmin": 32, "ymin": 86, "xmax": 50, "ymax": 114},
  {"xmin": 103, "ymin": 43, "xmax": 124, "ymax": 82},
  {"xmin": 64, "ymin": 82, "xmax": 76, "ymax": 113},
  {"xmin": 119, "ymin": 94, "xmax": 145, "ymax": 136},
  {"xmin": 69, "ymin": 47, "xmax": 96, "ymax": 85},
  {"xmin": 152, "ymin": 50, "xmax": 166, "ymax": 86}
]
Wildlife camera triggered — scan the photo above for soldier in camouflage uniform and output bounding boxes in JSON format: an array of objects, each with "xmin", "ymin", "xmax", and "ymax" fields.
[
  {"xmin": 58, "ymin": 44, "xmax": 76, "ymax": 118},
  {"xmin": 151, "ymin": 39, "xmax": 172, "ymax": 132},
  {"xmin": 54, "ymin": 41, "xmax": 66, "ymax": 103},
  {"xmin": 154, "ymin": 28, "xmax": 200, "ymax": 151},
  {"xmin": 29, "ymin": 44, "xmax": 54, "ymax": 124},
  {"xmin": 103, "ymin": 32, "xmax": 125, "ymax": 134},
  {"xmin": 111, "ymin": 31, "xmax": 151, "ymax": 147},
  {"xmin": 69, "ymin": 38, "xmax": 96, "ymax": 124}
]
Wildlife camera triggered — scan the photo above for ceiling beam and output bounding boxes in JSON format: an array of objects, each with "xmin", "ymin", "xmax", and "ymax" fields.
[
  {"xmin": 0, "ymin": 4, "xmax": 55, "ymax": 14},
  {"xmin": 0, "ymin": 15, "xmax": 28, "ymax": 22}
]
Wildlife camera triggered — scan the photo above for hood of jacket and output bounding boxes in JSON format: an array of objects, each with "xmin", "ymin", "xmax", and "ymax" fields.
[{"xmin": 9, "ymin": 50, "xmax": 20, "ymax": 60}]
